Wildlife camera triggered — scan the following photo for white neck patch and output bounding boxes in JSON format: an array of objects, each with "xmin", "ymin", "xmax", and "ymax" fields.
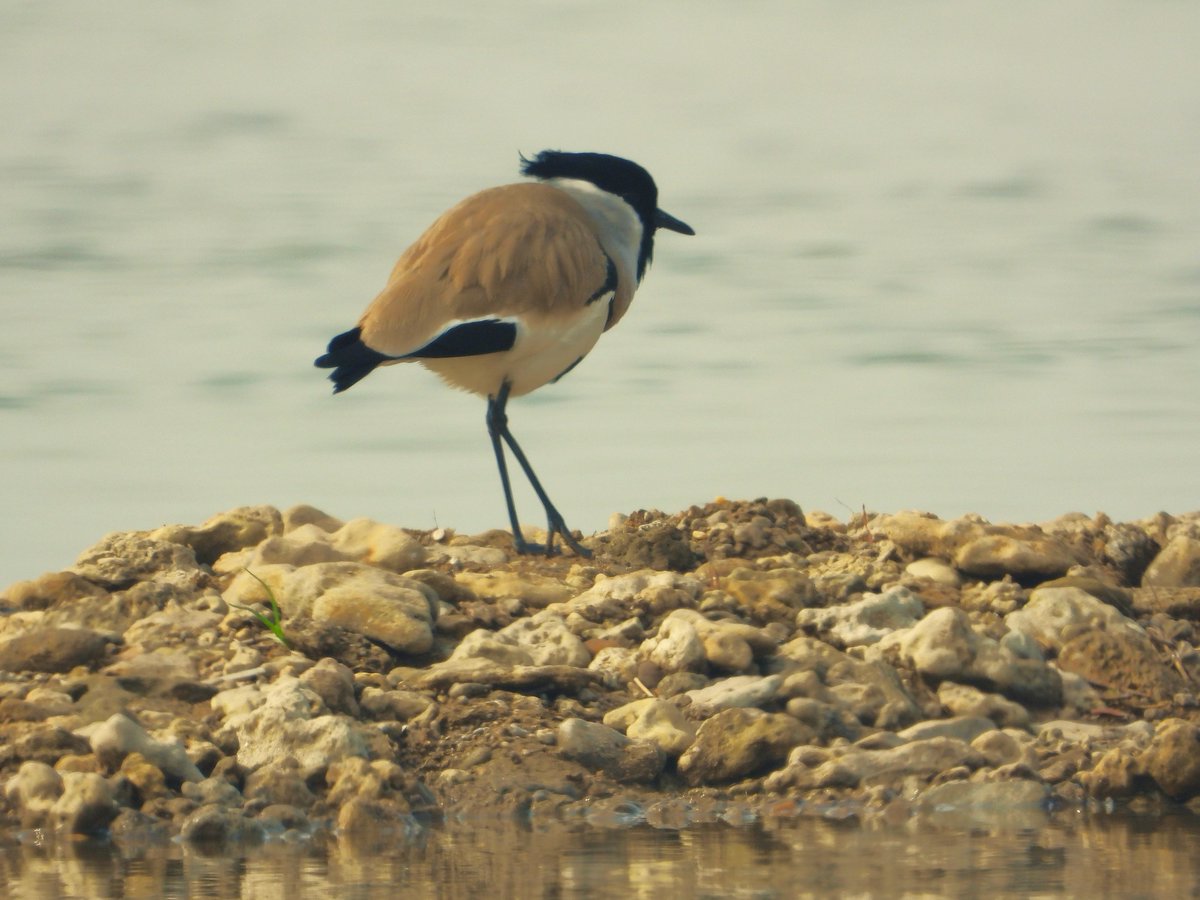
[{"xmin": 547, "ymin": 177, "xmax": 644, "ymax": 280}]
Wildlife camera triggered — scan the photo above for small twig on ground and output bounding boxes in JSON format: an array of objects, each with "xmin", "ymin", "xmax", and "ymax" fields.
[{"xmin": 632, "ymin": 677, "xmax": 656, "ymax": 699}]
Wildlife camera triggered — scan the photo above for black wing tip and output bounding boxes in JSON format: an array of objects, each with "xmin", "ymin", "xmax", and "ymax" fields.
[
  {"xmin": 328, "ymin": 372, "xmax": 360, "ymax": 394},
  {"xmin": 323, "ymin": 362, "xmax": 380, "ymax": 394},
  {"xmin": 315, "ymin": 326, "xmax": 387, "ymax": 393}
]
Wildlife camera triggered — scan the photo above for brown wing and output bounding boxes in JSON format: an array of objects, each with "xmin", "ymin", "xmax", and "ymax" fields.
[{"xmin": 358, "ymin": 183, "xmax": 616, "ymax": 357}]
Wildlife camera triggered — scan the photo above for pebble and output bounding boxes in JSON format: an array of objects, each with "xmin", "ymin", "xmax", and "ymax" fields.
[
  {"xmin": 448, "ymin": 630, "xmax": 536, "ymax": 666},
  {"xmin": 1142, "ymin": 535, "xmax": 1200, "ymax": 587},
  {"xmin": 679, "ymin": 708, "xmax": 811, "ymax": 785},
  {"xmin": 456, "ymin": 571, "xmax": 574, "ymax": 608},
  {"xmin": 119, "ymin": 752, "xmax": 169, "ymax": 803},
  {"xmin": 307, "ymin": 568, "xmax": 436, "ymax": 654},
  {"xmin": 4, "ymin": 761, "xmax": 63, "ymax": 827},
  {"xmin": 795, "ymin": 585, "xmax": 925, "ymax": 647},
  {"xmin": 0, "ymin": 498, "xmax": 1196, "ymax": 843},
  {"xmin": 496, "ymin": 612, "xmax": 591, "ymax": 667},
  {"xmin": 1006, "ymin": 586, "xmax": 1143, "ymax": 652},
  {"xmin": 1057, "ymin": 628, "xmax": 1185, "ymax": 703},
  {"xmin": 937, "ymin": 682, "xmax": 1031, "ymax": 730},
  {"xmin": 895, "ymin": 716, "xmax": 996, "ymax": 744},
  {"xmin": 877, "ymin": 607, "xmax": 1063, "ymax": 706},
  {"xmin": 1139, "ymin": 719, "xmax": 1200, "ymax": 799},
  {"xmin": 641, "ymin": 612, "xmax": 705, "ymax": 673},
  {"xmin": 905, "ymin": 558, "xmax": 961, "ymax": 586},
  {"xmin": 556, "ymin": 718, "xmax": 665, "ymax": 784},
  {"xmin": 774, "ymin": 737, "xmax": 984, "ymax": 791},
  {"xmin": 0, "ymin": 626, "xmax": 111, "ymax": 674},
  {"xmin": 87, "ymin": 713, "xmax": 203, "ymax": 783},
  {"xmin": 684, "ymin": 675, "xmax": 784, "ymax": 717},
  {"xmin": 51, "ymin": 771, "xmax": 119, "ymax": 835},
  {"xmin": 603, "ymin": 698, "xmax": 696, "ymax": 757},
  {"xmin": 71, "ymin": 532, "xmax": 208, "ymax": 591},
  {"xmin": 954, "ymin": 534, "xmax": 1076, "ymax": 582},
  {"xmin": 214, "ymin": 677, "xmax": 389, "ymax": 775}
]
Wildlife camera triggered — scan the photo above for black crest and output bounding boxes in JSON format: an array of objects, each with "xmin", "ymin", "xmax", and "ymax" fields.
[
  {"xmin": 520, "ymin": 150, "xmax": 660, "ymax": 225},
  {"xmin": 521, "ymin": 150, "xmax": 663, "ymax": 278}
]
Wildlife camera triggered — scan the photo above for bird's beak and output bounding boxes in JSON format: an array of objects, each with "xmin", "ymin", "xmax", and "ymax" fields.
[{"xmin": 655, "ymin": 208, "xmax": 695, "ymax": 236}]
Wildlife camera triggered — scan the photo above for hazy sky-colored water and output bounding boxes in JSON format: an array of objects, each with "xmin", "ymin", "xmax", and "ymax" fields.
[{"xmin": 2, "ymin": 1, "xmax": 1199, "ymax": 586}]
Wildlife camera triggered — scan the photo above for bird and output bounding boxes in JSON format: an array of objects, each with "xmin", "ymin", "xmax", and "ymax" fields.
[{"xmin": 315, "ymin": 150, "xmax": 694, "ymax": 557}]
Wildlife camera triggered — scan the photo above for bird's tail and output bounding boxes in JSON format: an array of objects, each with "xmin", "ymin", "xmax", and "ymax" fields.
[{"xmin": 314, "ymin": 326, "xmax": 389, "ymax": 394}]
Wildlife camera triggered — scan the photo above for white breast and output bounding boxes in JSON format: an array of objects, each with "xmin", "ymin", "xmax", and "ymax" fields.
[{"xmin": 419, "ymin": 298, "xmax": 610, "ymax": 397}]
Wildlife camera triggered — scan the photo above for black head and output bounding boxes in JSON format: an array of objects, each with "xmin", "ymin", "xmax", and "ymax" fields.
[{"xmin": 520, "ymin": 150, "xmax": 694, "ymax": 278}]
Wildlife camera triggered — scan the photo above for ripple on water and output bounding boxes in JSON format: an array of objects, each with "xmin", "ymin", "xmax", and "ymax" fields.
[{"xmin": 956, "ymin": 172, "xmax": 1048, "ymax": 200}]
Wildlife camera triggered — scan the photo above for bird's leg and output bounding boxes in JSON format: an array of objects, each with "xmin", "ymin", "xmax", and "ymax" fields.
[
  {"xmin": 486, "ymin": 382, "xmax": 592, "ymax": 558},
  {"xmin": 486, "ymin": 383, "xmax": 534, "ymax": 554},
  {"xmin": 500, "ymin": 429, "xmax": 592, "ymax": 558}
]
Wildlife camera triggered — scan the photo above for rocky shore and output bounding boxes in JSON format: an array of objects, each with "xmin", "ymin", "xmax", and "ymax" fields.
[{"xmin": 2, "ymin": 498, "xmax": 1200, "ymax": 847}]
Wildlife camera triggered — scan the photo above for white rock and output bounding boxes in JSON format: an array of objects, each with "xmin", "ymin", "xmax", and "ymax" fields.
[
  {"xmin": 588, "ymin": 646, "xmax": 639, "ymax": 683},
  {"xmin": 454, "ymin": 571, "xmax": 574, "ymax": 608},
  {"xmin": 1006, "ymin": 586, "xmax": 1143, "ymax": 652},
  {"xmin": 796, "ymin": 585, "xmax": 925, "ymax": 647},
  {"xmin": 896, "ymin": 716, "xmax": 995, "ymax": 744},
  {"xmin": 878, "ymin": 607, "xmax": 1062, "ymax": 707},
  {"xmin": 1143, "ymin": 535, "xmax": 1200, "ymax": 587},
  {"xmin": 905, "ymin": 558, "xmax": 962, "ymax": 586},
  {"xmin": 685, "ymin": 674, "xmax": 784, "ymax": 717},
  {"xmin": 87, "ymin": 713, "xmax": 203, "ymax": 782},
  {"xmin": 642, "ymin": 614, "xmax": 705, "ymax": 673},
  {"xmin": 209, "ymin": 683, "xmax": 268, "ymax": 719},
  {"xmin": 560, "ymin": 570, "xmax": 704, "ymax": 621},
  {"xmin": 270, "ymin": 562, "xmax": 436, "ymax": 653},
  {"xmin": 425, "ymin": 544, "xmax": 510, "ymax": 567},
  {"xmin": 779, "ymin": 737, "xmax": 983, "ymax": 790},
  {"xmin": 622, "ymin": 700, "xmax": 696, "ymax": 757},
  {"xmin": 497, "ymin": 612, "xmax": 590, "ymax": 667},
  {"xmin": 246, "ymin": 534, "xmax": 351, "ymax": 569},
  {"xmin": 448, "ymin": 630, "xmax": 536, "ymax": 666},
  {"xmin": 221, "ymin": 564, "xmax": 294, "ymax": 608},
  {"xmin": 4, "ymin": 761, "xmax": 63, "ymax": 826},
  {"xmin": 937, "ymin": 682, "xmax": 1030, "ymax": 729},
  {"xmin": 216, "ymin": 676, "xmax": 388, "ymax": 775},
  {"xmin": 51, "ymin": 771, "xmax": 118, "ymax": 834},
  {"xmin": 330, "ymin": 518, "xmax": 427, "ymax": 572}
]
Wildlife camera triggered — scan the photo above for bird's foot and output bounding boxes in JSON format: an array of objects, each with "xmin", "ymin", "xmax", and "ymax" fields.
[
  {"xmin": 546, "ymin": 510, "xmax": 592, "ymax": 558},
  {"xmin": 551, "ymin": 527, "xmax": 593, "ymax": 559},
  {"xmin": 510, "ymin": 520, "xmax": 592, "ymax": 559}
]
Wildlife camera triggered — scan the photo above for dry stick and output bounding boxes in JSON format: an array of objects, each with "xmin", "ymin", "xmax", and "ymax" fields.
[{"xmin": 632, "ymin": 677, "xmax": 656, "ymax": 699}]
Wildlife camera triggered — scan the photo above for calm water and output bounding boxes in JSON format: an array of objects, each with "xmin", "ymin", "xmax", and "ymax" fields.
[
  {"xmin": 3, "ymin": 6, "xmax": 1200, "ymax": 886},
  {"xmin": 3, "ymin": 810, "xmax": 1200, "ymax": 899},
  {"xmin": 2, "ymin": 2, "xmax": 1200, "ymax": 587}
]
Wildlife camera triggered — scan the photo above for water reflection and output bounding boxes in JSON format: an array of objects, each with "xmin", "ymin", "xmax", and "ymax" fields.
[{"xmin": 3, "ymin": 811, "xmax": 1200, "ymax": 899}]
